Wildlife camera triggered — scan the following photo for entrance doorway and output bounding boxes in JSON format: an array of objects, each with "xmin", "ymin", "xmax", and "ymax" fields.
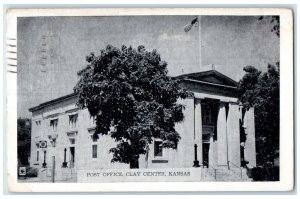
[
  {"xmin": 203, "ymin": 143, "xmax": 210, "ymax": 168},
  {"xmin": 70, "ymin": 147, "xmax": 75, "ymax": 168}
]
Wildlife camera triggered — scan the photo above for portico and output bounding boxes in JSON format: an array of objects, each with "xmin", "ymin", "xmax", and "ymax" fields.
[
  {"xmin": 193, "ymin": 98, "xmax": 243, "ymax": 169},
  {"xmin": 176, "ymin": 70, "xmax": 256, "ymax": 170}
]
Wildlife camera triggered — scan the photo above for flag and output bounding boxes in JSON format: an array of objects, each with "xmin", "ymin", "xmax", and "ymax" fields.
[
  {"xmin": 184, "ymin": 17, "xmax": 199, "ymax": 32},
  {"xmin": 183, "ymin": 16, "xmax": 202, "ymax": 70}
]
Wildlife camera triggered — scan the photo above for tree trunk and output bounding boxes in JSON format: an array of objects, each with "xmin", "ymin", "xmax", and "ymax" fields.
[{"xmin": 129, "ymin": 156, "xmax": 139, "ymax": 169}]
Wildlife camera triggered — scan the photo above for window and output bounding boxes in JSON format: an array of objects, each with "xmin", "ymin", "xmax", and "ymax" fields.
[
  {"xmin": 154, "ymin": 141, "xmax": 163, "ymax": 157},
  {"xmin": 69, "ymin": 114, "xmax": 78, "ymax": 129},
  {"xmin": 36, "ymin": 120, "xmax": 41, "ymax": 126},
  {"xmin": 92, "ymin": 134, "xmax": 98, "ymax": 142},
  {"xmin": 88, "ymin": 129, "xmax": 98, "ymax": 142},
  {"xmin": 36, "ymin": 120, "xmax": 41, "ymax": 136},
  {"xmin": 50, "ymin": 119, "xmax": 58, "ymax": 132},
  {"xmin": 202, "ymin": 105, "xmax": 213, "ymax": 124},
  {"xmin": 70, "ymin": 138, "xmax": 75, "ymax": 145},
  {"xmin": 92, "ymin": 145, "xmax": 97, "ymax": 158},
  {"xmin": 90, "ymin": 115, "xmax": 96, "ymax": 125},
  {"xmin": 36, "ymin": 150, "xmax": 39, "ymax": 162},
  {"xmin": 202, "ymin": 133, "xmax": 211, "ymax": 143}
]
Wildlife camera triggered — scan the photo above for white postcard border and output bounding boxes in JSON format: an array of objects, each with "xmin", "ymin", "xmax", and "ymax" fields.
[{"xmin": 6, "ymin": 8, "xmax": 294, "ymax": 192}]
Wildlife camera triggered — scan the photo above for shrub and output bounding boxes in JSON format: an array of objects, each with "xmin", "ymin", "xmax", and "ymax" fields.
[
  {"xmin": 25, "ymin": 166, "xmax": 38, "ymax": 178},
  {"xmin": 251, "ymin": 166, "xmax": 279, "ymax": 181}
]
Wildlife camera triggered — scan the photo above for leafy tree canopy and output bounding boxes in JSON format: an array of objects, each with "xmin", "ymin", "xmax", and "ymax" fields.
[
  {"xmin": 237, "ymin": 63, "xmax": 279, "ymax": 167},
  {"xmin": 74, "ymin": 45, "xmax": 189, "ymax": 168},
  {"xmin": 18, "ymin": 118, "xmax": 31, "ymax": 166},
  {"xmin": 258, "ymin": 16, "xmax": 280, "ymax": 37}
]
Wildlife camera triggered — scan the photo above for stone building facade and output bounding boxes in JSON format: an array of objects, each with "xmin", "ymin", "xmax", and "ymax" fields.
[{"xmin": 29, "ymin": 70, "xmax": 256, "ymax": 181}]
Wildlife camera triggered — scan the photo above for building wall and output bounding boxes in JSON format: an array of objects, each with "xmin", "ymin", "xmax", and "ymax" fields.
[
  {"xmin": 29, "ymin": 92, "xmax": 256, "ymax": 171},
  {"xmin": 139, "ymin": 97, "xmax": 196, "ymax": 169},
  {"xmin": 30, "ymin": 96, "xmax": 199, "ymax": 170},
  {"xmin": 76, "ymin": 108, "xmax": 129, "ymax": 170},
  {"xmin": 30, "ymin": 96, "xmax": 79, "ymax": 168},
  {"xmin": 30, "ymin": 96, "xmax": 130, "ymax": 170}
]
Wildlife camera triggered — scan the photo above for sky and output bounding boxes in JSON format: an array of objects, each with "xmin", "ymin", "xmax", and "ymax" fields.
[{"xmin": 17, "ymin": 16, "xmax": 279, "ymax": 118}]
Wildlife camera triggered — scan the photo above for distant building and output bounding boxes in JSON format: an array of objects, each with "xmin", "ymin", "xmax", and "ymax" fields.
[{"xmin": 29, "ymin": 70, "xmax": 256, "ymax": 181}]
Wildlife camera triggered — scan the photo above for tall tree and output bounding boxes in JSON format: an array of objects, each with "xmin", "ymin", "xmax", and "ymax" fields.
[
  {"xmin": 258, "ymin": 16, "xmax": 280, "ymax": 37},
  {"xmin": 237, "ymin": 63, "xmax": 279, "ymax": 167},
  {"xmin": 18, "ymin": 118, "xmax": 31, "ymax": 166},
  {"xmin": 74, "ymin": 45, "xmax": 189, "ymax": 168}
]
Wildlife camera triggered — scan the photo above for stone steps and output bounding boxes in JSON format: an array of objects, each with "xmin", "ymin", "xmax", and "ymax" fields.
[
  {"xmin": 202, "ymin": 167, "xmax": 252, "ymax": 181},
  {"xmin": 37, "ymin": 167, "xmax": 77, "ymax": 182}
]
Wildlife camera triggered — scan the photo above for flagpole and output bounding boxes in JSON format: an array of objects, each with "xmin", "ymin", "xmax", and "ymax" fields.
[
  {"xmin": 198, "ymin": 16, "xmax": 201, "ymax": 71},
  {"xmin": 184, "ymin": 16, "xmax": 202, "ymax": 72}
]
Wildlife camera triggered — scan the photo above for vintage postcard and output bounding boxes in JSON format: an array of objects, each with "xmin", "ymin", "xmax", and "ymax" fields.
[{"xmin": 6, "ymin": 8, "xmax": 294, "ymax": 192}]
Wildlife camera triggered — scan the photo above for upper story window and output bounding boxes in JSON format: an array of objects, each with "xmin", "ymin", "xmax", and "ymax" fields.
[
  {"xmin": 202, "ymin": 104, "xmax": 213, "ymax": 125},
  {"xmin": 36, "ymin": 120, "xmax": 41, "ymax": 136},
  {"xmin": 69, "ymin": 138, "xmax": 75, "ymax": 145},
  {"xmin": 90, "ymin": 115, "xmax": 96, "ymax": 126},
  {"xmin": 69, "ymin": 114, "xmax": 78, "ymax": 129},
  {"xmin": 50, "ymin": 119, "xmax": 58, "ymax": 132},
  {"xmin": 203, "ymin": 109, "xmax": 212, "ymax": 124},
  {"xmin": 92, "ymin": 134, "xmax": 98, "ymax": 142},
  {"xmin": 36, "ymin": 120, "xmax": 41, "ymax": 126}
]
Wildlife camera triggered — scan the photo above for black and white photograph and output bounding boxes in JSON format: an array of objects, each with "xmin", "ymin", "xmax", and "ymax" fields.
[{"xmin": 6, "ymin": 8, "xmax": 294, "ymax": 192}]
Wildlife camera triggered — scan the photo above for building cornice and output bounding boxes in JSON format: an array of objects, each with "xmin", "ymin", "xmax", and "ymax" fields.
[
  {"xmin": 183, "ymin": 78, "xmax": 237, "ymax": 89},
  {"xmin": 29, "ymin": 93, "xmax": 78, "ymax": 112},
  {"xmin": 174, "ymin": 69, "xmax": 238, "ymax": 87}
]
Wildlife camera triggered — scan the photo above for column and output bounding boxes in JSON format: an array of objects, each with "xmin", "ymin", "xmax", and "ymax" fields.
[
  {"xmin": 226, "ymin": 103, "xmax": 241, "ymax": 168},
  {"xmin": 182, "ymin": 97, "xmax": 195, "ymax": 167},
  {"xmin": 213, "ymin": 138, "xmax": 218, "ymax": 167},
  {"xmin": 217, "ymin": 102, "xmax": 228, "ymax": 167},
  {"xmin": 243, "ymin": 108, "xmax": 256, "ymax": 168},
  {"xmin": 194, "ymin": 98, "xmax": 203, "ymax": 166},
  {"xmin": 208, "ymin": 135, "xmax": 214, "ymax": 167}
]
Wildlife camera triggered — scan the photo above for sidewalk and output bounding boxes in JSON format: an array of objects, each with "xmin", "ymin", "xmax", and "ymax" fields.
[{"xmin": 18, "ymin": 177, "xmax": 76, "ymax": 183}]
